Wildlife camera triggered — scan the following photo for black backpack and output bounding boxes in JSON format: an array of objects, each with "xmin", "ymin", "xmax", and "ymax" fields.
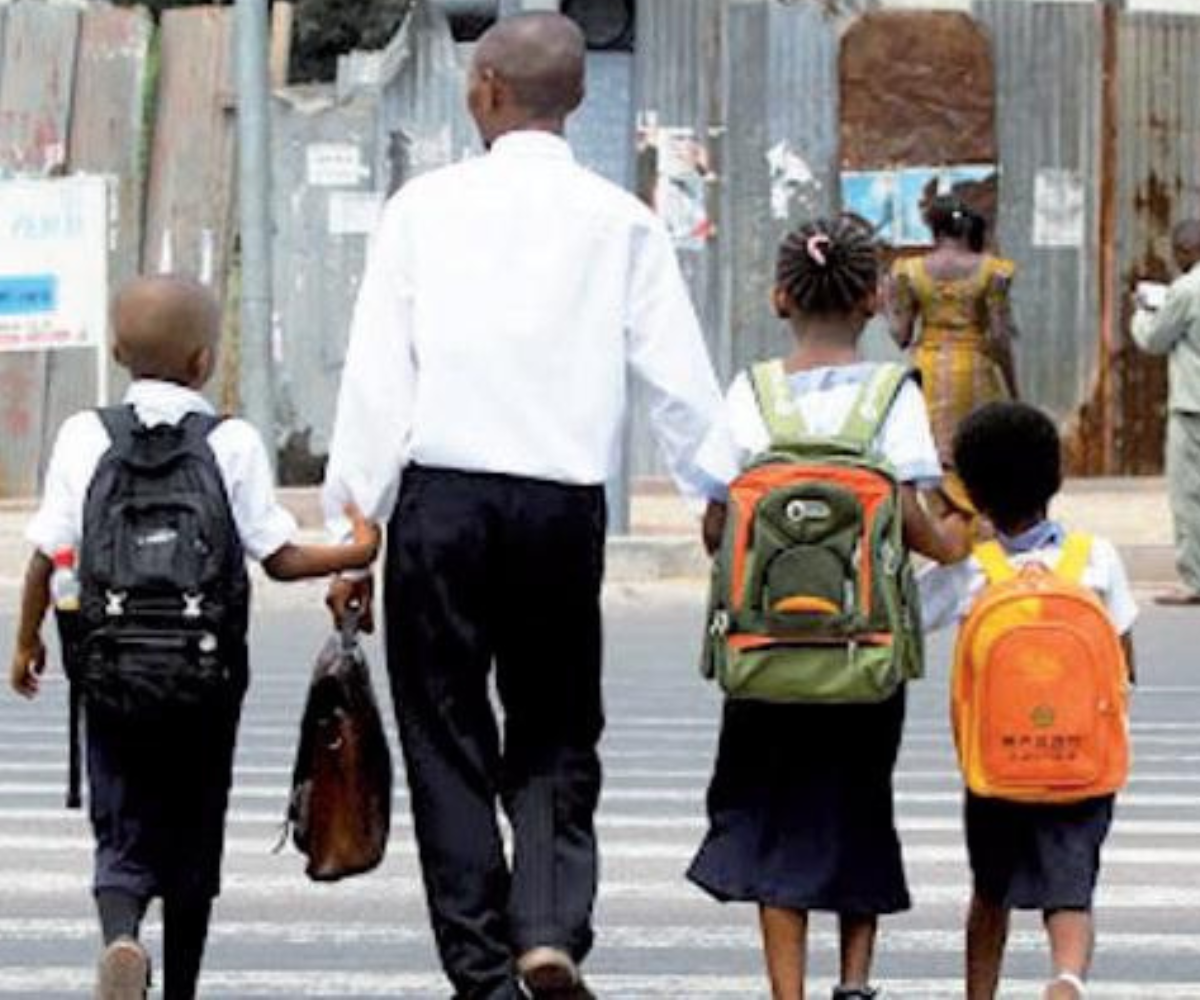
[{"xmin": 73, "ymin": 405, "xmax": 250, "ymax": 723}]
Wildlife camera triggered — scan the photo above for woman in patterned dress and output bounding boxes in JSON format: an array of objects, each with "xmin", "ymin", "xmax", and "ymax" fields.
[{"xmin": 889, "ymin": 196, "xmax": 1019, "ymax": 514}]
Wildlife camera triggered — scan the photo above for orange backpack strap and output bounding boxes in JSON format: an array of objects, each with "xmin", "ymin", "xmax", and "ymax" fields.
[
  {"xmin": 973, "ymin": 540, "xmax": 1015, "ymax": 584},
  {"xmin": 1055, "ymin": 532, "xmax": 1093, "ymax": 585}
]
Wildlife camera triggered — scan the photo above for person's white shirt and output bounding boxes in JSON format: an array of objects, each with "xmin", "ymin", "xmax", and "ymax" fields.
[
  {"xmin": 322, "ymin": 130, "xmax": 737, "ymax": 540},
  {"xmin": 26, "ymin": 379, "xmax": 297, "ymax": 563},
  {"xmin": 919, "ymin": 524, "xmax": 1139, "ymax": 636},
  {"xmin": 724, "ymin": 362, "xmax": 944, "ymax": 486}
]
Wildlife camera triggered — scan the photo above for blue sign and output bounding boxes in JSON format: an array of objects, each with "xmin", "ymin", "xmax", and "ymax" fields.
[{"xmin": 0, "ymin": 275, "xmax": 57, "ymax": 317}]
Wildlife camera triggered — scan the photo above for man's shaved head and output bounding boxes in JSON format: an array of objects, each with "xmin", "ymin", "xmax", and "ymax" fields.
[
  {"xmin": 111, "ymin": 275, "xmax": 221, "ymax": 386},
  {"xmin": 472, "ymin": 13, "xmax": 586, "ymax": 121},
  {"xmin": 1173, "ymin": 220, "xmax": 1200, "ymax": 272}
]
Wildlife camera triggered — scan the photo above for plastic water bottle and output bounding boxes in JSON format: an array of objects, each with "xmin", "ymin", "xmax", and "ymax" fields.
[{"xmin": 50, "ymin": 547, "xmax": 80, "ymax": 613}]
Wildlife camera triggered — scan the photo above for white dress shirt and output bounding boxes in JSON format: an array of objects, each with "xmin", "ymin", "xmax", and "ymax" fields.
[
  {"xmin": 724, "ymin": 363, "xmax": 943, "ymax": 487},
  {"xmin": 322, "ymin": 130, "xmax": 736, "ymax": 539},
  {"xmin": 919, "ymin": 529, "xmax": 1138, "ymax": 637},
  {"xmin": 27, "ymin": 380, "xmax": 297, "ymax": 563}
]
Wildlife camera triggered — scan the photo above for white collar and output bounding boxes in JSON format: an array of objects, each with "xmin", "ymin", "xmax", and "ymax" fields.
[
  {"xmin": 489, "ymin": 130, "xmax": 574, "ymax": 162},
  {"xmin": 123, "ymin": 379, "xmax": 216, "ymax": 417}
]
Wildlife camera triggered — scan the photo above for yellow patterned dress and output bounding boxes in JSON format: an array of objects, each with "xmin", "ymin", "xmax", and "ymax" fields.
[{"xmin": 891, "ymin": 255, "xmax": 1016, "ymax": 508}]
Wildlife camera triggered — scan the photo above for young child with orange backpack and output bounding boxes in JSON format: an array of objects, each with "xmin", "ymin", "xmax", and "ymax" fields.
[
  {"xmin": 690, "ymin": 216, "xmax": 970, "ymax": 1000},
  {"xmin": 920, "ymin": 401, "xmax": 1137, "ymax": 1000}
]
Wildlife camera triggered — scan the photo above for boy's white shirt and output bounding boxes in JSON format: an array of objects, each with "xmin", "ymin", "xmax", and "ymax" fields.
[
  {"xmin": 26, "ymin": 379, "xmax": 297, "ymax": 563},
  {"xmin": 725, "ymin": 362, "xmax": 943, "ymax": 486},
  {"xmin": 919, "ymin": 533, "xmax": 1139, "ymax": 636}
]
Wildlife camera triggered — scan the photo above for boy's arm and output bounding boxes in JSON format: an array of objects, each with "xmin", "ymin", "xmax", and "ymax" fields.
[
  {"xmin": 10, "ymin": 552, "xmax": 52, "ymax": 698},
  {"xmin": 702, "ymin": 500, "xmax": 727, "ymax": 556},
  {"xmin": 1122, "ymin": 632, "xmax": 1137, "ymax": 686},
  {"xmin": 900, "ymin": 486, "xmax": 971, "ymax": 564},
  {"xmin": 262, "ymin": 504, "xmax": 381, "ymax": 582}
]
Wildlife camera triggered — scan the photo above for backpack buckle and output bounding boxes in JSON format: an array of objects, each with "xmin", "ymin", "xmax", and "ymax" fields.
[
  {"xmin": 183, "ymin": 593, "xmax": 204, "ymax": 619},
  {"xmin": 104, "ymin": 591, "xmax": 127, "ymax": 617},
  {"xmin": 709, "ymin": 610, "xmax": 730, "ymax": 637}
]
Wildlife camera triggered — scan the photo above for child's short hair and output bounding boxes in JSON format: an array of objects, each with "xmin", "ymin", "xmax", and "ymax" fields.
[
  {"xmin": 776, "ymin": 215, "xmax": 879, "ymax": 316},
  {"xmin": 953, "ymin": 402, "xmax": 1062, "ymax": 529}
]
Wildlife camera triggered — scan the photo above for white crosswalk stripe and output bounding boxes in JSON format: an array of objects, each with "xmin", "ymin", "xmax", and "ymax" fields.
[{"xmin": 0, "ymin": 602, "xmax": 1197, "ymax": 998}]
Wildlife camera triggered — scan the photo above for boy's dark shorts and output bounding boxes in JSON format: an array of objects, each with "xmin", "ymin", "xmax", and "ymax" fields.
[{"xmin": 965, "ymin": 791, "xmax": 1115, "ymax": 911}]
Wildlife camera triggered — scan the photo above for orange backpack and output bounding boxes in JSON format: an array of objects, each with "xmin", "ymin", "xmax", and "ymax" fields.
[{"xmin": 951, "ymin": 534, "xmax": 1131, "ymax": 804}]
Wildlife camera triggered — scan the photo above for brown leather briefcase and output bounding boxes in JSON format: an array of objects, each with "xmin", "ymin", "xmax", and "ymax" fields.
[{"xmin": 284, "ymin": 616, "xmax": 392, "ymax": 881}]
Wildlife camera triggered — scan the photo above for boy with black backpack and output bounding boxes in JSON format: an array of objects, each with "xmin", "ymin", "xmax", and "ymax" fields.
[{"xmin": 9, "ymin": 275, "xmax": 380, "ymax": 1000}]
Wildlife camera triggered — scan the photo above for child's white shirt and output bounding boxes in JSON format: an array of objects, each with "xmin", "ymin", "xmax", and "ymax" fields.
[
  {"xmin": 26, "ymin": 379, "xmax": 297, "ymax": 563},
  {"xmin": 919, "ymin": 527, "xmax": 1139, "ymax": 636},
  {"xmin": 725, "ymin": 362, "xmax": 943, "ymax": 485}
]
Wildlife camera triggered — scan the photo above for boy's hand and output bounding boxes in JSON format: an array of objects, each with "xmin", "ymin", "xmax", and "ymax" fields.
[
  {"xmin": 345, "ymin": 502, "xmax": 382, "ymax": 564},
  {"xmin": 327, "ymin": 574, "xmax": 376, "ymax": 634},
  {"xmin": 702, "ymin": 500, "xmax": 727, "ymax": 556},
  {"xmin": 10, "ymin": 638, "xmax": 46, "ymax": 698}
]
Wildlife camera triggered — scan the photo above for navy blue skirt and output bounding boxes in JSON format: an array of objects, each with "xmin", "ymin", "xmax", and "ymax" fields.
[
  {"xmin": 687, "ymin": 688, "xmax": 910, "ymax": 915},
  {"xmin": 965, "ymin": 792, "xmax": 1114, "ymax": 911}
]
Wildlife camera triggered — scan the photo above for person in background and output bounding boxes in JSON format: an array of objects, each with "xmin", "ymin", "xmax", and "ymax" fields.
[
  {"xmin": 321, "ymin": 13, "xmax": 735, "ymax": 1000},
  {"xmin": 890, "ymin": 196, "xmax": 1020, "ymax": 520},
  {"xmin": 1131, "ymin": 219, "xmax": 1200, "ymax": 605}
]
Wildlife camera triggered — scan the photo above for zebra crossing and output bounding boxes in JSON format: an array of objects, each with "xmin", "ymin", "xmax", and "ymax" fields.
[{"xmin": 1, "ymin": 586, "xmax": 1198, "ymax": 998}]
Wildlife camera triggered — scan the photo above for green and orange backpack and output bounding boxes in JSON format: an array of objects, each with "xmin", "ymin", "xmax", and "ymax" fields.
[{"xmin": 702, "ymin": 360, "xmax": 924, "ymax": 703}]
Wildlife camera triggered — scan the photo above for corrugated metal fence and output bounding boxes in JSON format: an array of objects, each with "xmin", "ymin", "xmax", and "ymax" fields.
[
  {"xmin": 632, "ymin": 0, "xmax": 1200, "ymax": 479},
  {"xmin": 6, "ymin": 0, "xmax": 1200, "ymax": 496}
]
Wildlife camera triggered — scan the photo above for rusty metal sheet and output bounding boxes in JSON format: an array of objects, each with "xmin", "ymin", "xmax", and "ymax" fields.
[
  {"xmin": 840, "ymin": 11, "xmax": 995, "ymax": 170},
  {"xmin": 0, "ymin": 1, "xmax": 81, "ymax": 497},
  {"xmin": 1112, "ymin": 12, "xmax": 1200, "ymax": 474},
  {"xmin": 142, "ymin": 5, "xmax": 237, "ymax": 406},
  {"xmin": 38, "ymin": 4, "xmax": 155, "ymax": 462}
]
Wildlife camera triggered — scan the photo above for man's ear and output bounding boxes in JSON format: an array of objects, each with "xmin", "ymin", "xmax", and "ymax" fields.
[
  {"xmin": 111, "ymin": 340, "xmax": 127, "ymax": 367},
  {"xmin": 190, "ymin": 345, "xmax": 215, "ymax": 383},
  {"xmin": 771, "ymin": 285, "xmax": 792, "ymax": 319}
]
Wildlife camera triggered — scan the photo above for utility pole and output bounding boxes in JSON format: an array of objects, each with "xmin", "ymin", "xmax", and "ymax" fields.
[{"xmin": 236, "ymin": 0, "xmax": 275, "ymax": 463}]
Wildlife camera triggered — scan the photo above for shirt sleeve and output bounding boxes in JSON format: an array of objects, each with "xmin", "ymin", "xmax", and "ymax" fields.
[
  {"xmin": 625, "ymin": 218, "xmax": 739, "ymax": 502},
  {"xmin": 321, "ymin": 193, "xmax": 418, "ymax": 543},
  {"xmin": 877, "ymin": 378, "xmax": 943, "ymax": 486},
  {"xmin": 1089, "ymin": 536, "xmax": 1139, "ymax": 636},
  {"xmin": 918, "ymin": 558, "xmax": 977, "ymax": 633},
  {"xmin": 1131, "ymin": 278, "xmax": 1194, "ymax": 356},
  {"xmin": 24, "ymin": 414, "xmax": 94, "ymax": 558},
  {"xmin": 214, "ymin": 421, "xmax": 298, "ymax": 563}
]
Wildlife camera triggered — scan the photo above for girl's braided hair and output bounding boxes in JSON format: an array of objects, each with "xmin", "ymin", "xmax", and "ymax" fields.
[{"xmin": 776, "ymin": 215, "xmax": 879, "ymax": 316}]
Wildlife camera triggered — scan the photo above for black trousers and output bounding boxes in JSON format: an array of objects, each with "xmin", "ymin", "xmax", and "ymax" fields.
[{"xmin": 385, "ymin": 466, "xmax": 607, "ymax": 1000}]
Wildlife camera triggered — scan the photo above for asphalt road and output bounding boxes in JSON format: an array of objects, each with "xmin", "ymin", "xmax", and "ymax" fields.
[{"xmin": 0, "ymin": 582, "xmax": 1197, "ymax": 998}]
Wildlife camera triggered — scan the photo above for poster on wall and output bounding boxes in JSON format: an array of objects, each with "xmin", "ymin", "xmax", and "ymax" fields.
[
  {"xmin": 0, "ymin": 176, "xmax": 109, "ymax": 353},
  {"xmin": 1032, "ymin": 168, "xmax": 1086, "ymax": 249},
  {"xmin": 842, "ymin": 164, "xmax": 997, "ymax": 247},
  {"xmin": 637, "ymin": 116, "xmax": 715, "ymax": 251}
]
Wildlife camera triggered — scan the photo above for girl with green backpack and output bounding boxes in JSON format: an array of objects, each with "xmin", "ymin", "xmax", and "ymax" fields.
[{"xmin": 688, "ymin": 216, "xmax": 970, "ymax": 999}]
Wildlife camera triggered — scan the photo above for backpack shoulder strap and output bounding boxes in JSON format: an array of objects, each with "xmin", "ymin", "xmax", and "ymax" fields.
[
  {"xmin": 973, "ymin": 540, "xmax": 1016, "ymax": 585},
  {"xmin": 1055, "ymin": 532, "xmax": 1093, "ymax": 585},
  {"xmin": 95, "ymin": 405, "xmax": 141, "ymax": 457},
  {"xmin": 749, "ymin": 360, "xmax": 809, "ymax": 447},
  {"xmin": 838, "ymin": 363, "xmax": 913, "ymax": 450}
]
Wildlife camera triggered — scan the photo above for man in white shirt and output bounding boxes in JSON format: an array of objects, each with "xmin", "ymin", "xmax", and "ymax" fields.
[
  {"xmin": 322, "ymin": 14, "xmax": 734, "ymax": 1000},
  {"xmin": 1132, "ymin": 219, "xmax": 1200, "ymax": 605}
]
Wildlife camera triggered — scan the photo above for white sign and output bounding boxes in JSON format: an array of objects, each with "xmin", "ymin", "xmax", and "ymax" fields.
[
  {"xmin": 0, "ymin": 176, "xmax": 110, "ymax": 353},
  {"xmin": 306, "ymin": 143, "xmax": 369, "ymax": 188},
  {"xmin": 328, "ymin": 191, "xmax": 384, "ymax": 236},
  {"xmin": 1033, "ymin": 168, "xmax": 1086, "ymax": 249}
]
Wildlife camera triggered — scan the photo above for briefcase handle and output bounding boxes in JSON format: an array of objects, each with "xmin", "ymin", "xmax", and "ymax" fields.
[{"xmin": 340, "ymin": 603, "xmax": 363, "ymax": 653}]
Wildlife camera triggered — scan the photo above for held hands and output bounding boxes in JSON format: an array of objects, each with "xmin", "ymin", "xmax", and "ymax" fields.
[
  {"xmin": 9, "ymin": 637, "xmax": 46, "ymax": 699},
  {"xmin": 326, "ymin": 574, "xmax": 376, "ymax": 634}
]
